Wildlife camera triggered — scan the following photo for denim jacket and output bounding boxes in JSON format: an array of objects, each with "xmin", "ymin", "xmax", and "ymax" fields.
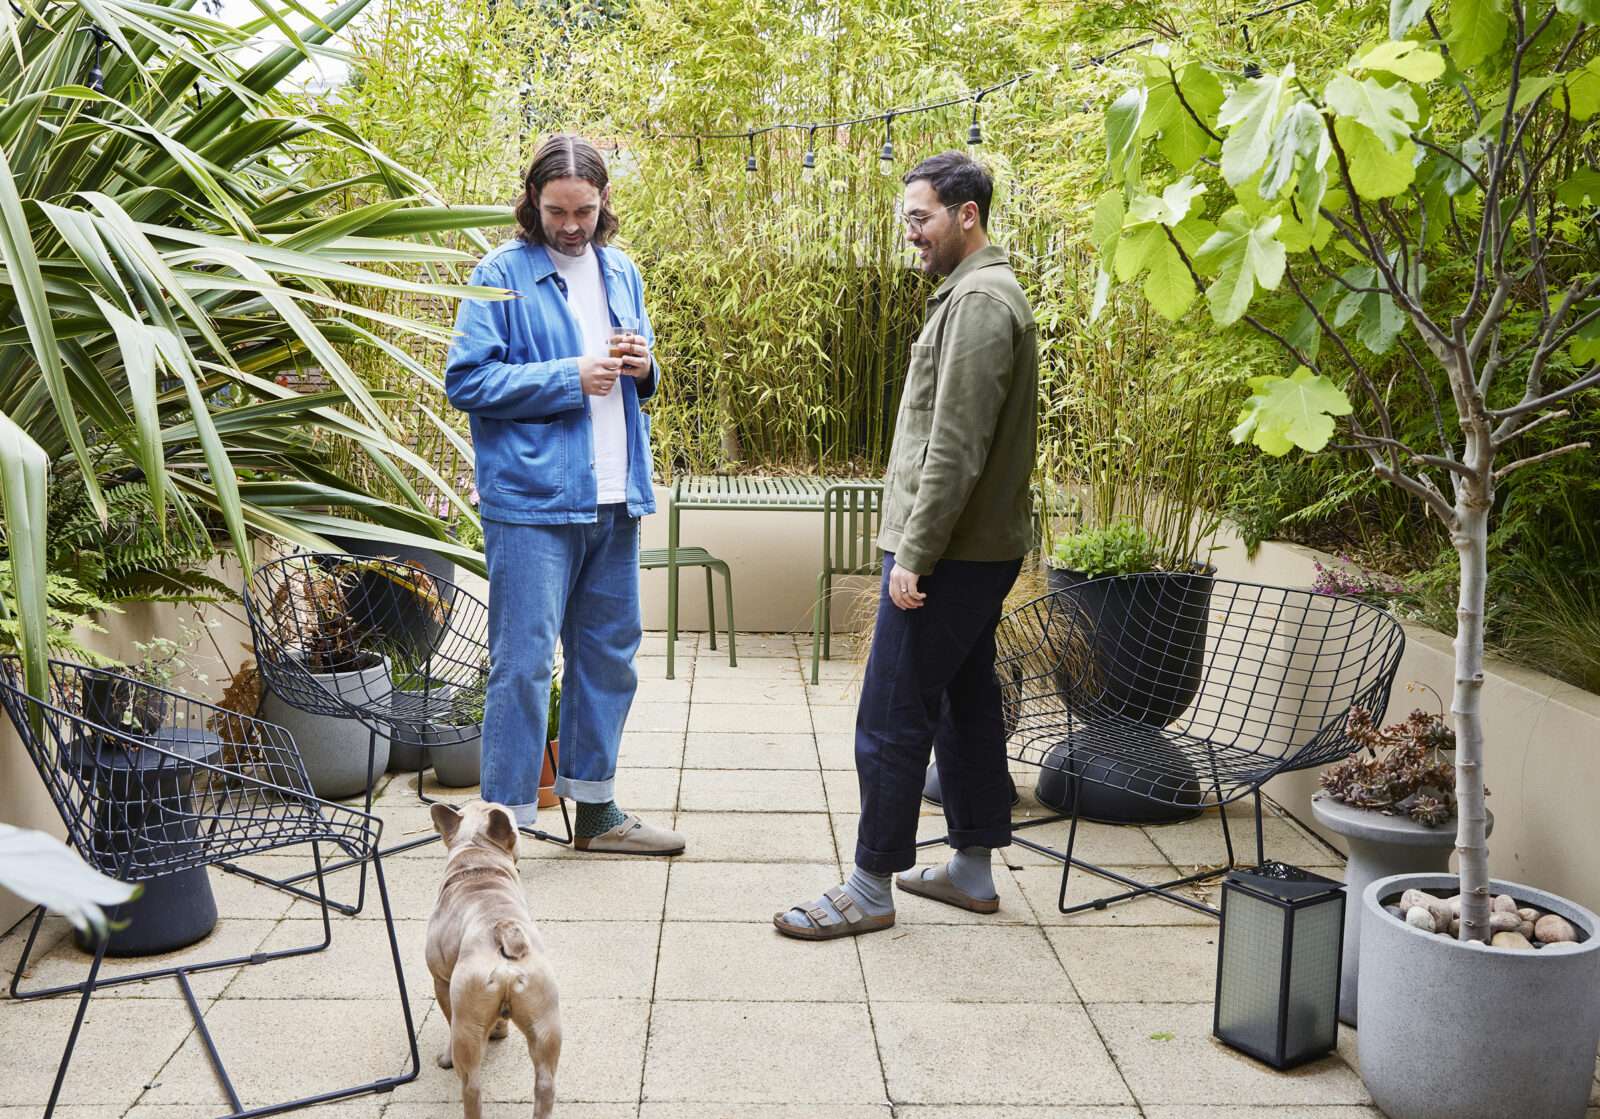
[{"xmin": 445, "ymin": 239, "xmax": 659, "ymax": 524}]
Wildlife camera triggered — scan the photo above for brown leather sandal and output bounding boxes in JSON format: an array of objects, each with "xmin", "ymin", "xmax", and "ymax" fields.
[
  {"xmin": 895, "ymin": 864, "xmax": 1000, "ymax": 914},
  {"xmin": 772, "ymin": 886, "xmax": 896, "ymax": 941}
]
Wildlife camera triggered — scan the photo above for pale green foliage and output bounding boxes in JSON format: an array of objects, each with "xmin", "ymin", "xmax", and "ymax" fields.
[
  {"xmin": 1051, "ymin": 518, "xmax": 1163, "ymax": 577},
  {"xmin": 1231, "ymin": 367, "xmax": 1354, "ymax": 455}
]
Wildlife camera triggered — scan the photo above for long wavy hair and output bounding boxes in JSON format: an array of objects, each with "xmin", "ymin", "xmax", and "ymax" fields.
[{"xmin": 515, "ymin": 134, "xmax": 619, "ymax": 247}]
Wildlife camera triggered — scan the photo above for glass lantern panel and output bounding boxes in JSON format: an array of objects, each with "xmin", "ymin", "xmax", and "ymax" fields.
[
  {"xmin": 1216, "ymin": 886, "xmax": 1286, "ymax": 1060},
  {"xmin": 1284, "ymin": 894, "xmax": 1343, "ymax": 1062}
]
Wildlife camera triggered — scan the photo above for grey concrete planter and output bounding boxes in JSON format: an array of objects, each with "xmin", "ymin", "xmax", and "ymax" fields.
[
  {"xmin": 260, "ymin": 656, "xmax": 392, "ymax": 800},
  {"xmin": 1312, "ymin": 795, "xmax": 1493, "ymax": 1025},
  {"xmin": 387, "ymin": 680, "xmax": 456, "ymax": 774},
  {"xmin": 1358, "ymin": 872, "xmax": 1600, "ymax": 1119},
  {"xmin": 423, "ymin": 722, "xmax": 482, "ymax": 788}
]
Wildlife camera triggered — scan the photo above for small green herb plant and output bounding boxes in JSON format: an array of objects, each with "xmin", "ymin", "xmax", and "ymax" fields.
[{"xmin": 1050, "ymin": 520, "xmax": 1164, "ymax": 578}]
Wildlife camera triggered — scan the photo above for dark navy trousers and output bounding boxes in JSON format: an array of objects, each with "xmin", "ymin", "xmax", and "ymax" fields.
[{"xmin": 853, "ymin": 552, "xmax": 1022, "ymax": 875}]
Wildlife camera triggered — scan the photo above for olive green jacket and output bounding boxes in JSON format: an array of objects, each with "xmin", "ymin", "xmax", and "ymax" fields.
[{"xmin": 877, "ymin": 244, "xmax": 1038, "ymax": 575}]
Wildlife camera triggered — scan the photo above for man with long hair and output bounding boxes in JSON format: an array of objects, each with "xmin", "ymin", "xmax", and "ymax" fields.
[{"xmin": 445, "ymin": 134, "xmax": 684, "ymax": 855}]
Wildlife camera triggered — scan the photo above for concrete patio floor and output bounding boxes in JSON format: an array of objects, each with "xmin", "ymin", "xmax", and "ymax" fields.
[{"xmin": 5, "ymin": 631, "xmax": 1599, "ymax": 1119}]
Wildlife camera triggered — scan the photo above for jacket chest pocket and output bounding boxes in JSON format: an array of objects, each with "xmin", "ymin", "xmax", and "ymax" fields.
[{"xmin": 898, "ymin": 343, "xmax": 937, "ymax": 440}]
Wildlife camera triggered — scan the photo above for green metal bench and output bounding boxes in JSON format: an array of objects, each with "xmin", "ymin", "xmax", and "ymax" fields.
[{"xmin": 639, "ymin": 545, "xmax": 735, "ymax": 666}]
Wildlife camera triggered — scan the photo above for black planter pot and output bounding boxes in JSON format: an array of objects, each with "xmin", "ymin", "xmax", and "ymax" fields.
[
  {"xmin": 1045, "ymin": 565, "xmax": 1215, "ymax": 726},
  {"xmin": 68, "ymin": 726, "xmax": 223, "ymax": 957},
  {"xmin": 921, "ymin": 763, "xmax": 1020, "ymax": 808},
  {"xmin": 1036, "ymin": 566, "xmax": 1215, "ymax": 824},
  {"xmin": 1033, "ymin": 736, "xmax": 1203, "ymax": 822},
  {"xmin": 324, "ymin": 535, "xmax": 459, "ymax": 660}
]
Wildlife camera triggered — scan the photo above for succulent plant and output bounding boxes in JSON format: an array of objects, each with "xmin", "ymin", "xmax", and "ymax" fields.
[{"xmin": 1322, "ymin": 704, "xmax": 1467, "ymax": 828}]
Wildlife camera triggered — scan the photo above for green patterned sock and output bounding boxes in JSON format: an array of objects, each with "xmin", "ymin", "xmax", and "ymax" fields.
[{"xmin": 575, "ymin": 800, "xmax": 628, "ymax": 838}]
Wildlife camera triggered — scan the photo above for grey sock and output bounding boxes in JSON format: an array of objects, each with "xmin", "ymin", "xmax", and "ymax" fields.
[
  {"xmin": 946, "ymin": 845, "xmax": 996, "ymax": 900},
  {"xmin": 780, "ymin": 864, "xmax": 893, "ymax": 930}
]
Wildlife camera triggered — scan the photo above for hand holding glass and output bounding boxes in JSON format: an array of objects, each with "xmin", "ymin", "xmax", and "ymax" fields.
[{"xmin": 610, "ymin": 315, "xmax": 651, "ymax": 379}]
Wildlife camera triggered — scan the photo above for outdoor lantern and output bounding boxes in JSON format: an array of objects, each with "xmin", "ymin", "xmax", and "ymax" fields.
[{"xmin": 1213, "ymin": 861, "xmax": 1345, "ymax": 1070}]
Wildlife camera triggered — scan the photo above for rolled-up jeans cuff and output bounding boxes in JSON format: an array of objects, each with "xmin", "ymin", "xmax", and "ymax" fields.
[
  {"xmin": 506, "ymin": 802, "xmax": 539, "ymax": 829},
  {"xmin": 854, "ymin": 839, "xmax": 918, "ymax": 876},
  {"xmin": 948, "ymin": 827, "xmax": 1012, "ymax": 851},
  {"xmin": 555, "ymin": 775, "xmax": 615, "ymax": 803}
]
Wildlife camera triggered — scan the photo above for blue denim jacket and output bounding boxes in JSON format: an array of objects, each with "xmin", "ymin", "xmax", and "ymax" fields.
[{"xmin": 445, "ymin": 239, "xmax": 659, "ymax": 524}]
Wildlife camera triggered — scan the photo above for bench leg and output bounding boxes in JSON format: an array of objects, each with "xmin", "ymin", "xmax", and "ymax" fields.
[
  {"xmin": 810, "ymin": 571, "xmax": 826, "ymax": 686},
  {"xmin": 719, "ymin": 562, "xmax": 737, "ymax": 667},
  {"xmin": 704, "ymin": 565, "xmax": 717, "ymax": 652}
]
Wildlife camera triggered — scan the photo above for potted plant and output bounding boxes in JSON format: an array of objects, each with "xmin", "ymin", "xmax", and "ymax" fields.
[
  {"xmin": 68, "ymin": 627, "xmax": 225, "ymax": 955},
  {"xmin": 1311, "ymin": 700, "xmax": 1492, "ymax": 1024},
  {"xmin": 540, "ymin": 671, "xmax": 561, "ymax": 809},
  {"xmin": 387, "ymin": 651, "xmax": 457, "ymax": 776},
  {"xmin": 1100, "ymin": 9, "xmax": 1600, "ymax": 1112},
  {"xmin": 1034, "ymin": 519, "xmax": 1216, "ymax": 822},
  {"xmin": 424, "ymin": 684, "xmax": 484, "ymax": 789},
  {"xmin": 258, "ymin": 563, "xmax": 394, "ymax": 798}
]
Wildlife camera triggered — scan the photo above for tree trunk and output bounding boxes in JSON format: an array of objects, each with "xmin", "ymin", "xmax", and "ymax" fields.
[{"xmin": 1452, "ymin": 482, "xmax": 1493, "ymax": 943}]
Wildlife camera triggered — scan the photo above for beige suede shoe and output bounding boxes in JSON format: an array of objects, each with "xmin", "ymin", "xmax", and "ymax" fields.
[{"xmin": 573, "ymin": 814, "xmax": 686, "ymax": 855}]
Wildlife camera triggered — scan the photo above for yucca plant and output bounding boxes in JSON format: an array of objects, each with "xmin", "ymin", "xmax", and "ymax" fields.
[{"xmin": 0, "ymin": 0, "xmax": 514, "ymax": 697}]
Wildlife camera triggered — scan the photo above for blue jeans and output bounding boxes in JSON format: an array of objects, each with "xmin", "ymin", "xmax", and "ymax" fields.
[
  {"xmin": 481, "ymin": 505, "xmax": 642, "ymax": 825},
  {"xmin": 854, "ymin": 553, "xmax": 1021, "ymax": 874}
]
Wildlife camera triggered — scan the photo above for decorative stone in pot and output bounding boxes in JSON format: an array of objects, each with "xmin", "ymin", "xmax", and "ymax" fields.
[
  {"xmin": 259, "ymin": 653, "xmax": 392, "ymax": 799},
  {"xmin": 1358, "ymin": 872, "xmax": 1600, "ymax": 1119},
  {"xmin": 1312, "ymin": 794, "xmax": 1493, "ymax": 1025}
]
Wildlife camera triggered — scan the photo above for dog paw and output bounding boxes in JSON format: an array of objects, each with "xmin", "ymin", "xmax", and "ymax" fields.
[{"xmin": 436, "ymin": 1051, "xmax": 454, "ymax": 1070}]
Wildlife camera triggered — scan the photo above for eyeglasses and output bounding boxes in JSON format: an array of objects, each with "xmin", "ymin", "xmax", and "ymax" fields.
[{"xmin": 895, "ymin": 201, "xmax": 963, "ymax": 234}]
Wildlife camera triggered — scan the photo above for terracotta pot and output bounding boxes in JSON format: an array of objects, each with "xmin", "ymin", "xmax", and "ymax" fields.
[{"xmin": 538, "ymin": 739, "xmax": 560, "ymax": 808}]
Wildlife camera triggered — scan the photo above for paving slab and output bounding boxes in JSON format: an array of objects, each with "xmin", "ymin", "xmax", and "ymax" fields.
[
  {"xmin": 0, "ymin": 996, "xmax": 198, "ymax": 1109},
  {"xmin": 670, "ymin": 811, "xmax": 838, "ymax": 863},
  {"xmin": 666, "ymin": 861, "xmax": 843, "ymax": 923},
  {"xmin": 654, "ymin": 920, "xmax": 865, "ymax": 1002},
  {"xmin": 856, "ymin": 923, "xmax": 1074, "ymax": 1003},
  {"xmin": 677, "ymin": 768, "xmax": 825, "ymax": 814},
  {"xmin": 624, "ymin": 702, "xmax": 690, "ymax": 735},
  {"xmin": 687, "ymin": 702, "xmax": 811, "ymax": 735},
  {"xmin": 1011, "ymin": 864, "xmax": 1216, "ymax": 927},
  {"xmin": 689, "ymin": 676, "xmax": 810, "ymax": 706},
  {"xmin": 1048, "ymin": 925, "xmax": 1221, "ymax": 1003},
  {"xmin": 682, "ymin": 731, "xmax": 819, "ymax": 770},
  {"xmin": 872, "ymin": 1001, "xmax": 1133, "ymax": 1107},
  {"xmin": 618, "ymin": 731, "xmax": 688, "ymax": 768},
  {"xmin": 642, "ymin": 1000, "xmax": 885, "ymax": 1105},
  {"xmin": 539, "ymin": 920, "xmax": 661, "ymax": 1001},
  {"xmin": 12, "ymin": 916, "xmax": 278, "ymax": 1002},
  {"xmin": 1087, "ymin": 1002, "xmax": 1370, "ymax": 1107}
]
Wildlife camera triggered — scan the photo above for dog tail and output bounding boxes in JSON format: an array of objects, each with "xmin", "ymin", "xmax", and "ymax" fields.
[{"xmin": 493, "ymin": 919, "xmax": 531, "ymax": 961}]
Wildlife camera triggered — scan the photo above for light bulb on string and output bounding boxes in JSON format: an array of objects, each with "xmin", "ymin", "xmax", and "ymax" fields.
[
  {"xmin": 967, "ymin": 98, "xmax": 983, "ymax": 149},
  {"xmin": 745, "ymin": 132, "xmax": 757, "ymax": 178},
  {"xmin": 85, "ymin": 26, "xmax": 109, "ymax": 93},
  {"xmin": 801, "ymin": 126, "xmax": 817, "ymax": 183},
  {"xmin": 878, "ymin": 114, "xmax": 895, "ymax": 176}
]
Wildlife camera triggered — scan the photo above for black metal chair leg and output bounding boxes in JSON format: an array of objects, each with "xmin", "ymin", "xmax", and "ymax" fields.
[
  {"xmin": 1254, "ymin": 789, "xmax": 1267, "ymax": 866},
  {"xmin": 40, "ymin": 920, "xmax": 106, "ymax": 1119}
]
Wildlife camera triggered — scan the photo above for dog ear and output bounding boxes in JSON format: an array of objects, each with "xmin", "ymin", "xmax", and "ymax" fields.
[
  {"xmin": 430, "ymin": 802, "xmax": 463, "ymax": 843},
  {"xmin": 485, "ymin": 804, "xmax": 518, "ymax": 854}
]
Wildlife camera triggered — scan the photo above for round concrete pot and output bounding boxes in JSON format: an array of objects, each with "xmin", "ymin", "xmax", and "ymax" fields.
[
  {"xmin": 260, "ymin": 656, "xmax": 391, "ymax": 799},
  {"xmin": 1312, "ymin": 795, "xmax": 1493, "ymax": 1025},
  {"xmin": 423, "ymin": 723, "xmax": 482, "ymax": 788},
  {"xmin": 1358, "ymin": 872, "xmax": 1600, "ymax": 1119},
  {"xmin": 387, "ymin": 680, "xmax": 456, "ymax": 774}
]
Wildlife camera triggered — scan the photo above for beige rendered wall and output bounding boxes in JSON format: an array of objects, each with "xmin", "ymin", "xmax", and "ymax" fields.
[
  {"xmin": 1212, "ymin": 528, "xmax": 1600, "ymax": 914},
  {"xmin": 0, "ymin": 555, "xmax": 257, "ymax": 933},
  {"xmin": 637, "ymin": 482, "xmax": 877, "ymax": 636}
]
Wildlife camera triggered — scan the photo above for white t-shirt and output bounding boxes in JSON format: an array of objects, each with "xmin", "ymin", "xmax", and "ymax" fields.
[{"xmin": 550, "ymin": 244, "xmax": 628, "ymax": 505}]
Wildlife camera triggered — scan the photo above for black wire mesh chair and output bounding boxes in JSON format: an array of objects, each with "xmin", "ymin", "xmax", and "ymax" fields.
[
  {"xmin": 238, "ymin": 553, "xmax": 569, "ymax": 914},
  {"xmin": 931, "ymin": 574, "xmax": 1406, "ymax": 918},
  {"xmin": 0, "ymin": 656, "xmax": 419, "ymax": 1119}
]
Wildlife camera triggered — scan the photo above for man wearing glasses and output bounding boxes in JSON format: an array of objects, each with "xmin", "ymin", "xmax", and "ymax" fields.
[{"xmin": 776, "ymin": 151, "xmax": 1038, "ymax": 939}]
